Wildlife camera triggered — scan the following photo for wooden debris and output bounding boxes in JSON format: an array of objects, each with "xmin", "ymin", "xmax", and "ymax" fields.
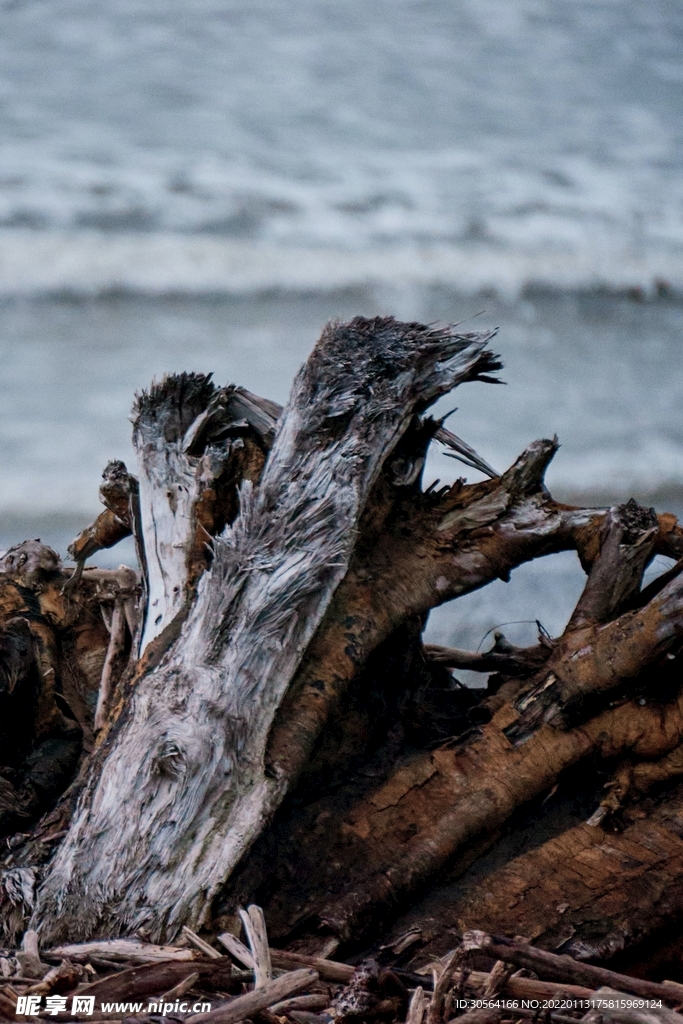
[
  {"xmin": 329, "ymin": 959, "xmax": 407, "ymax": 1023},
  {"xmin": 16, "ymin": 930, "xmax": 47, "ymax": 979},
  {"xmin": 46, "ymin": 939, "xmax": 196, "ymax": 963},
  {"xmin": 159, "ymin": 970, "xmax": 200, "ymax": 1004},
  {"xmin": 32, "ymin": 318, "xmax": 501, "ymax": 946},
  {"xmin": 76, "ymin": 959, "xmax": 233, "ymax": 1002},
  {"xmin": 239, "ymin": 904, "xmax": 273, "ymax": 988},
  {"xmin": 216, "ymin": 931, "xmax": 255, "ymax": 969},
  {"xmin": 466, "ymin": 933, "xmax": 683, "ymax": 1003},
  {"xmin": 187, "ymin": 967, "xmax": 319, "ymax": 1023},
  {"xmin": 3, "ymin": 312, "xmax": 683, "ymax": 1014},
  {"xmin": 268, "ymin": 951, "xmax": 353, "ymax": 985},
  {"xmin": 406, "ymin": 780, "xmax": 683, "ymax": 965},
  {"xmin": 405, "ymin": 986, "xmax": 425, "ymax": 1024},
  {"xmin": 25, "ymin": 958, "xmax": 82, "ymax": 996},
  {"xmin": 271, "ymin": 993, "xmax": 332, "ymax": 1014},
  {"xmin": 182, "ymin": 926, "xmax": 222, "ymax": 960}
]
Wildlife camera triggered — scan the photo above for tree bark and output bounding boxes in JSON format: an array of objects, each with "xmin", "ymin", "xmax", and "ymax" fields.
[
  {"xmin": 241, "ymin": 534, "xmax": 683, "ymax": 949},
  {"xmin": 413, "ymin": 781, "xmax": 683, "ymax": 966},
  {"xmin": 32, "ymin": 316, "xmax": 501, "ymax": 945},
  {"xmin": 0, "ymin": 543, "xmax": 140, "ymax": 841}
]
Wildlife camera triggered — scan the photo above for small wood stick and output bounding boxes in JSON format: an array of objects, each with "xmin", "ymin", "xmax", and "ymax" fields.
[
  {"xmin": 159, "ymin": 970, "xmax": 200, "ymax": 1004},
  {"xmin": 182, "ymin": 926, "xmax": 222, "ymax": 959},
  {"xmin": 94, "ymin": 601, "xmax": 126, "ymax": 731},
  {"xmin": 406, "ymin": 986, "xmax": 426, "ymax": 1024},
  {"xmin": 428, "ymin": 951, "xmax": 461, "ymax": 1024},
  {"xmin": 482, "ymin": 961, "xmax": 509, "ymax": 998},
  {"xmin": 217, "ymin": 932, "xmax": 255, "ymax": 969},
  {"xmin": 123, "ymin": 595, "xmax": 140, "ymax": 640},
  {"xmin": 269, "ymin": 949, "xmax": 353, "ymax": 984},
  {"xmin": 271, "ymin": 994, "xmax": 331, "ymax": 1014},
  {"xmin": 239, "ymin": 904, "xmax": 273, "ymax": 988}
]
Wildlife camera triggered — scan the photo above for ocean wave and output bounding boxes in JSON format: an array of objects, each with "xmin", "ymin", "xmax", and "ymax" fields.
[{"xmin": 1, "ymin": 230, "xmax": 682, "ymax": 300}]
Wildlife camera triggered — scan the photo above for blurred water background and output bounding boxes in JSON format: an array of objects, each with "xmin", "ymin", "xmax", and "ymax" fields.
[{"xmin": 0, "ymin": 0, "xmax": 682, "ymax": 657}]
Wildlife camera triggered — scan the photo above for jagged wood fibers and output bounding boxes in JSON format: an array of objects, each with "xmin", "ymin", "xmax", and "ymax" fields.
[{"xmin": 32, "ymin": 316, "xmax": 500, "ymax": 944}]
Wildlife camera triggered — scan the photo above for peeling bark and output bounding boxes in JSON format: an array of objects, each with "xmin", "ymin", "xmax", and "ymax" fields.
[
  {"xmin": 407, "ymin": 781, "xmax": 683, "ymax": 966},
  {"xmin": 507, "ymin": 500, "xmax": 673, "ymax": 740},
  {"xmin": 272, "ymin": 674, "xmax": 683, "ymax": 947}
]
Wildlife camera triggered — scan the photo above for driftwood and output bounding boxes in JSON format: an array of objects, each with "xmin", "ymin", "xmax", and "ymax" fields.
[
  {"xmin": 403, "ymin": 778, "xmax": 683, "ymax": 967},
  {"xmin": 30, "ymin": 317, "xmax": 503, "ymax": 945},
  {"xmin": 188, "ymin": 968, "xmax": 319, "ymax": 1024},
  {"xmin": 2, "ymin": 312, "xmax": 683, "ymax": 1018},
  {"xmin": 0, "ymin": 906, "xmax": 682, "ymax": 1022}
]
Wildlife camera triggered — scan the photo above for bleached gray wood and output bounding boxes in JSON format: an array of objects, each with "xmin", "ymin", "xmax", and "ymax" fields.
[
  {"xmin": 33, "ymin": 317, "xmax": 498, "ymax": 944},
  {"xmin": 217, "ymin": 932, "xmax": 255, "ymax": 969},
  {"xmin": 47, "ymin": 939, "xmax": 196, "ymax": 963},
  {"xmin": 406, "ymin": 986, "xmax": 426, "ymax": 1024},
  {"xmin": 182, "ymin": 925, "xmax": 222, "ymax": 959},
  {"xmin": 134, "ymin": 380, "xmax": 279, "ymax": 653},
  {"xmin": 133, "ymin": 373, "xmax": 219, "ymax": 653},
  {"xmin": 239, "ymin": 905, "xmax": 272, "ymax": 988},
  {"xmin": 94, "ymin": 601, "xmax": 126, "ymax": 732}
]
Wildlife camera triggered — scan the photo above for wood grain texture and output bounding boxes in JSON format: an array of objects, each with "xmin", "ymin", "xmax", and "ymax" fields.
[{"xmin": 32, "ymin": 317, "xmax": 499, "ymax": 944}]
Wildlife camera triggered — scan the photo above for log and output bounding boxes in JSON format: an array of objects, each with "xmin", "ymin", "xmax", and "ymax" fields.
[
  {"xmin": 46, "ymin": 939, "xmax": 197, "ymax": 963},
  {"xmin": 427, "ymin": 950, "xmax": 461, "ymax": 1024},
  {"xmin": 76, "ymin": 959, "xmax": 234, "ymax": 1002},
  {"xmin": 507, "ymin": 501, "xmax": 676, "ymax": 740},
  {"xmin": 231, "ymin": 499, "xmax": 683, "ymax": 948},
  {"xmin": 133, "ymin": 377, "xmax": 275, "ymax": 653},
  {"xmin": 266, "ymin": 676, "xmax": 683, "ymax": 947},
  {"xmin": 405, "ymin": 987, "xmax": 425, "ymax": 1024},
  {"xmin": 187, "ymin": 968, "xmax": 319, "ymax": 1024},
  {"xmin": 464, "ymin": 934, "xmax": 683, "ymax": 1004},
  {"xmin": 405, "ymin": 778, "xmax": 683, "ymax": 968},
  {"xmin": 239, "ymin": 905, "xmax": 273, "ymax": 987},
  {"xmin": 32, "ymin": 317, "xmax": 501, "ymax": 944},
  {"xmin": 264, "ymin": 453, "xmax": 683, "ymax": 790},
  {"xmin": 269, "ymin": 952, "xmax": 354, "ymax": 985}
]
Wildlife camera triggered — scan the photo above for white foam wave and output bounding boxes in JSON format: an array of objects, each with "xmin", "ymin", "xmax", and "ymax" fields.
[{"xmin": 1, "ymin": 230, "xmax": 682, "ymax": 298}]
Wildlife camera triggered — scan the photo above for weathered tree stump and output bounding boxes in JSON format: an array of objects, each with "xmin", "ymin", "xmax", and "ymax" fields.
[{"xmin": 1, "ymin": 313, "xmax": 683, "ymax": 976}]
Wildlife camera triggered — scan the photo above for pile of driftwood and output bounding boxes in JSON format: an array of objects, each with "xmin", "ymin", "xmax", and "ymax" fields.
[
  {"xmin": 3, "ymin": 910, "xmax": 683, "ymax": 1024},
  {"xmin": 2, "ymin": 315, "xmax": 683, "ymax": 1021}
]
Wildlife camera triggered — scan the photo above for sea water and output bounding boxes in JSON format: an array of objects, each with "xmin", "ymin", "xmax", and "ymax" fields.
[{"xmin": 0, "ymin": 0, "xmax": 681, "ymax": 659}]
